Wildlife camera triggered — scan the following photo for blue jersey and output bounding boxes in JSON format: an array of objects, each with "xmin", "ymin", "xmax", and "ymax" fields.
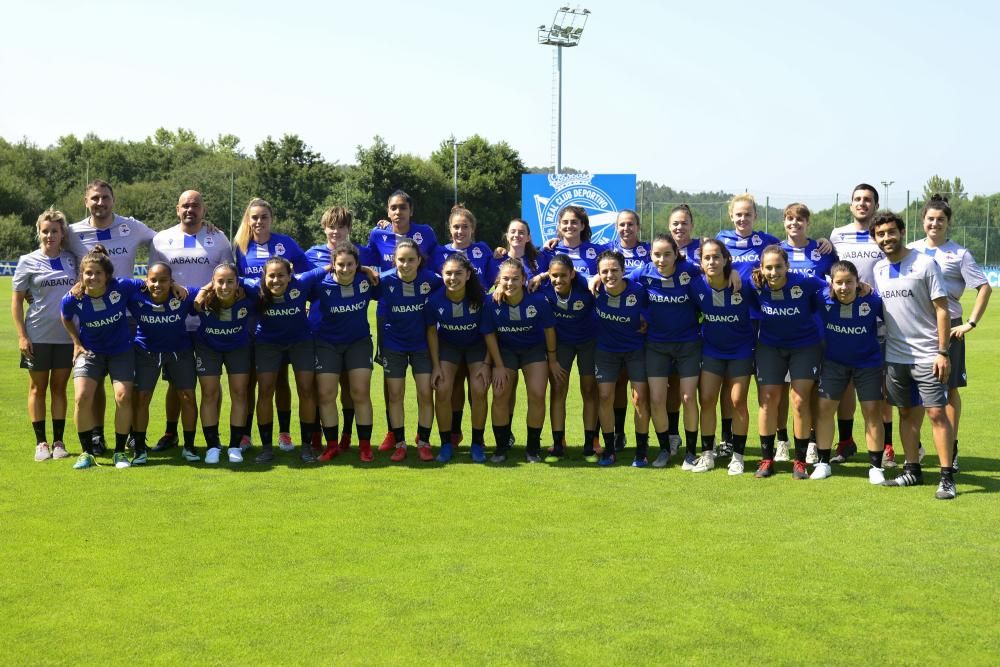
[
  {"xmin": 252, "ymin": 267, "xmax": 326, "ymax": 345},
  {"xmin": 543, "ymin": 275, "xmax": 596, "ymax": 345},
  {"xmin": 367, "ymin": 223, "xmax": 438, "ymax": 272},
  {"xmin": 431, "ymin": 242, "xmax": 492, "ymax": 284},
  {"xmin": 305, "ymin": 243, "xmax": 377, "ymax": 271},
  {"xmin": 377, "ymin": 268, "xmax": 442, "ymax": 352},
  {"xmin": 310, "ymin": 271, "xmax": 376, "ymax": 345},
  {"xmin": 424, "ymin": 288, "xmax": 486, "ymax": 349},
  {"xmin": 60, "ymin": 277, "xmax": 140, "ymax": 355},
  {"xmin": 593, "ymin": 279, "xmax": 648, "ymax": 353},
  {"xmin": 538, "ymin": 241, "xmax": 606, "ymax": 278},
  {"xmin": 481, "ymin": 291, "xmax": 555, "ymax": 350},
  {"xmin": 677, "ymin": 241, "xmax": 701, "ymax": 264},
  {"xmin": 748, "ymin": 273, "xmax": 826, "ymax": 349},
  {"xmin": 820, "ymin": 292, "xmax": 883, "ymax": 368},
  {"xmin": 688, "ymin": 276, "xmax": 755, "ymax": 360},
  {"xmin": 195, "ymin": 287, "xmax": 258, "ymax": 353},
  {"xmin": 628, "ymin": 261, "xmax": 701, "ymax": 343},
  {"xmin": 608, "ymin": 240, "xmax": 652, "ymax": 273},
  {"xmin": 235, "ymin": 233, "xmax": 312, "ymax": 279},
  {"xmin": 486, "ymin": 254, "xmax": 540, "ymax": 288},
  {"xmin": 128, "ymin": 289, "xmax": 197, "ymax": 353},
  {"xmin": 782, "ymin": 239, "xmax": 837, "ymax": 279},
  {"xmin": 716, "ymin": 229, "xmax": 781, "ymax": 282}
]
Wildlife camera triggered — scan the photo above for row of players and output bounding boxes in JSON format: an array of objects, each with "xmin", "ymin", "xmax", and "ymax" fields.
[{"xmin": 13, "ymin": 183, "xmax": 990, "ymax": 500}]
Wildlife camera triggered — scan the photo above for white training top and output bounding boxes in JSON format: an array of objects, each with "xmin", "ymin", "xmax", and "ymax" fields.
[
  {"xmin": 67, "ymin": 214, "xmax": 156, "ymax": 279},
  {"xmin": 12, "ymin": 249, "xmax": 78, "ymax": 344},
  {"xmin": 907, "ymin": 239, "xmax": 988, "ymax": 320},
  {"xmin": 830, "ymin": 223, "xmax": 885, "ymax": 286},
  {"xmin": 149, "ymin": 224, "xmax": 234, "ymax": 330},
  {"xmin": 874, "ymin": 251, "xmax": 947, "ymax": 365}
]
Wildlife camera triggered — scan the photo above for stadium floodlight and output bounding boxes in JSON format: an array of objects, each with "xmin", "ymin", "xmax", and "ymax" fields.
[{"xmin": 537, "ymin": 6, "xmax": 591, "ymax": 174}]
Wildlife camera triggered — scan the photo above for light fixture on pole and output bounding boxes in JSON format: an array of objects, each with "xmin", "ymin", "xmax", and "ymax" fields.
[
  {"xmin": 881, "ymin": 180, "xmax": 895, "ymax": 209},
  {"xmin": 451, "ymin": 135, "xmax": 465, "ymax": 206},
  {"xmin": 538, "ymin": 6, "xmax": 590, "ymax": 174}
]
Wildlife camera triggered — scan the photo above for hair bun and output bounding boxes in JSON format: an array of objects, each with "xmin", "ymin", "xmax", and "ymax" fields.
[
  {"xmin": 91, "ymin": 243, "xmax": 109, "ymax": 256},
  {"xmin": 931, "ymin": 193, "xmax": 949, "ymax": 203}
]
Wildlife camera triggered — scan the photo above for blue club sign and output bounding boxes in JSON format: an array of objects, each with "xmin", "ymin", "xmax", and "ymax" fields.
[{"xmin": 521, "ymin": 173, "xmax": 636, "ymax": 245}]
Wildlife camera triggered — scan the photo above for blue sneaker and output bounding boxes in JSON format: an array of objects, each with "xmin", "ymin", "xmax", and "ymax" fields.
[
  {"xmin": 470, "ymin": 443, "xmax": 487, "ymax": 463},
  {"xmin": 436, "ymin": 442, "xmax": 454, "ymax": 463},
  {"xmin": 598, "ymin": 453, "xmax": 616, "ymax": 467},
  {"xmin": 73, "ymin": 453, "xmax": 97, "ymax": 469},
  {"xmin": 631, "ymin": 457, "xmax": 648, "ymax": 468}
]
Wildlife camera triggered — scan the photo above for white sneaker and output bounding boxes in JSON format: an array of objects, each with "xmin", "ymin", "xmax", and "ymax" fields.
[
  {"xmin": 35, "ymin": 442, "xmax": 51, "ymax": 461},
  {"xmin": 278, "ymin": 432, "xmax": 295, "ymax": 452},
  {"xmin": 805, "ymin": 442, "xmax": 819, "ymax": 464},
  {"xmin": 774, "ymin": 440, "xmax": 790, "ymax": 461},
  {"xmin": 239, "ymin": 434, "xmax": 253, "ymax": 452},
  {"xmin": 227, "ymin": 447, "xmax": 243, "ymax": 463},
  {"xmin": 868, "ymin": 467, "xmax": 886, "ymax": 485},
  {"xmin": 809, "ymin": 462, "xmax": 832, "ymax": 479},
  {"xmin": 667, "ymin": 434, "xmax": 681, "ymax": 456},
  {"xmin": 204, "ymin": 447, "xmax": 221, "ymax": 464},
  {"xmin": 728, "ymin": 453, "xmax": 745, "ymax": 476},
  {"xmin": 692, "ymin": 451, "xmax": 716, "ymax": 473}
]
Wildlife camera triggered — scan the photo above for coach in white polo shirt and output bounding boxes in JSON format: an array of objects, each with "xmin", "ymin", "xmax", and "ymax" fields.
[
  {"xmin": 872, "ymin": 210, "xmax": 956, "ymax": 500},
  {"xmin": 147, "ymin": 191, "xmax": 233, "ymax": 452}
]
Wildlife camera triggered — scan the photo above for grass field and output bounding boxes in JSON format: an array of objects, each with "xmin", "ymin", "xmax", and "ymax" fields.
[{"xmin": 1, "ymin": 277, "xmax": 998, "ymax": 665}]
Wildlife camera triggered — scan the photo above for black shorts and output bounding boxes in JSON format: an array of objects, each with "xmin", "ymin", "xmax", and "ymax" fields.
[
  {"xmin": 135, "ymin": 348, "xmax": 197, "ymax": 392},
  {"xmin": 20, "ymin": 343, "xmax": 73, "ymax": 372},
  {"xmin": 194, "ymin": 342, "xmax": 252, "ymax": 377},
  {"xmin": 439, "ymin": 339, "xmax": 488, "ymax": 366},
  {"xmin": 948, "ymin": 318, "xmax": 967, "ymax": 389},
  {"xmin": 499, "ymin": 343, "xmax": 547, "ymax": 372},
  {"xmin": 316, "ymin": 337, "xmax": 374, "ymax": 374},
  {"xmin": 382, "ymin": 348, "xmax": 432, "ymax": 378},
  {"xmin": 555, "ymin": 339, "xmax": 596, "ymax": 377},
  {"xmin": 595, "ymin": 348, "xmax": 646, "ymax": 384}
]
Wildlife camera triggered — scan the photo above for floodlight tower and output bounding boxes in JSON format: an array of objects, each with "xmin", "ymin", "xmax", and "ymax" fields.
[{"xmin": 538, "ymin": 6, "xmax": 590, "ymax": 174}]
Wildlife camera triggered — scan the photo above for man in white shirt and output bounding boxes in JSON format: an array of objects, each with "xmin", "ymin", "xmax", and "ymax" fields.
[{"xmin": 872, "ymin": 211, "xmax": 956, "ymax": 499}]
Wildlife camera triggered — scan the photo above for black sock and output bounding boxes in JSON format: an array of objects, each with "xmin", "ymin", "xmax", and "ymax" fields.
[
  {"xmin": 203, "ymin": 425, "xmax": 220, "ymax": 449},
  {"xmin": 761, "ymin": 434, "xmax": 776, "ymax": 460},
  {"xmin": 439, "ymin": 430, "xmax": 451, "ymax": 447},
  {"xmin": 229, "ymin": 425, "xmax": 243, "ymax": 449},
  {"xmin": 78, "ymin": 429, "xmax": 93, "ymax": 455},
  {"xmin": 357, "ymin": 424, "xmax": 373, "ymax": 441},
  {"xmin": 452, "ymin": 410, "xmax": 464, "ymax": 433},
  {"xmin": 793, "ymin": 437, "xmax": 809, "ymax": 462},
  {"xmin": 52, "ymin": 419, "xmax": 66, "ymax": 443},
  {"xmin": 656, "ymin": 430, "xmax": 671, "ymax": 452},
  {"xmin": 258, "ymin": 422, "xmax": 273, "ymax": 448},
  {"xmin": 181, "ymin": 430, "xmax": 195, "ymax": 448},
  {"xmin": 323, "ymin": 425, "xmax": 339, "ymax": 443},
  {"xmin": 278, "ymin": 410, "xmax": 291, "ymax": 434},
  {"xmin": 883, "ymin": 421, "xmax": 893, "ymax": 446},
  {"xmin": 614, "ymin": 407, "xmax": 626, "ymax": 436},
  {"xmin": 472, "ymin": 428, "xmax": 485, "ymax": 446},
  {"xmin": 701, "ymin": 434, "xmax": 716, "ymax": 452},
  {"xmin": 115, "ymin": 432, "xmax": 128, "ymax": 453},
  {"xmin": 602, "ymin": 431, "xmax": 615, "ymax": 454},
  {"xmin": 342, "ymin": 408, "xmax": 355, "ymax": 436},
  {"xmin": 385, "ymin": 408, "xmax": 392, "ymax": 433},
  {"xmin": 837, "ymin": 418, "xmax": 853, "ymax": 443},
  {"xmin": 246, "ymin": 403, "xmax": 255, "ymax": 431},
  {"xmin": 869, "ymin": 449, "xmax": 883, "ymax": 468},
  {"xmin": 940, "ymin": 466, "xmax": 954, "ymax": 480},
  {"xmin": 819, "ymin": 448, "xmax": 831, "ymax": 464},
  {"xmin": 165, "ymin": 421, "xmax": 178, "ymax": 436},
  {"xmin": 300, "ymin": 421, "xmax": 317, "ymax": 447},
  {"xmin": 721, "ymin": 417, "xmax": 733, "ymax": 442},
  {"xmin": 32, "ymin": 420, "xmax": 46, "ymax": 444},
  {"xmin": 777, "ymin": 427, "xmax": 789, "ymax": 442},
  {"xmin": 492, "ymin": 423, "xmax": 510, "ymax": 449},
  {"xmin": 667, "ymin": 410, "xmax": 680, "ymax": 436},
  {"xmin": 417, "ymin": 425, "xmax": 431, "ymax": 445},
  {"xmin": 635, "ymin": 432, "xmax": 649, "ymax": 459},
  {"xmin": 953, "ymin": 439, "xmax": 959, "ymax": 459},
  {"xmin": 551, "ymin": 429, "xmax": 565, "ymax": 452},
  {"xmin": 809, "ymin": 428, "xmax": 816, "ymax": 443},
  {"xmin": 133, "ymin": 431, "xmax": 147, "ymax": 454},
  {"xmin": 392, "ymin": 426, "xmax": 405, "ymax": 444},
  {"xmin": 685, "ymin": 429, "xmax": 698, "ymax": 456},
  {"xmin": 732, "ymin": 434, "xmax": 748, "ymax": 456},
  {"xmin": 583, "ymin": 429, "xmax": 597, "ymax": 455},
  {"xmin": 94, "ymin": 425, "xmax": 105, "ymax": 440},
  {"xmin": 527, "ymin": 426, "xmax": 542, "ymax": 454}
]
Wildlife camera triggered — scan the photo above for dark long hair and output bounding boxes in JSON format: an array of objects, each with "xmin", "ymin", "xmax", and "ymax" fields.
[
  {"xmin": 441, "ymin": 252, "xmax": 484, "ymax": 310},
  {"xmin": 258, "ymin": 256, "xmax": 293, "ymax": 310}
]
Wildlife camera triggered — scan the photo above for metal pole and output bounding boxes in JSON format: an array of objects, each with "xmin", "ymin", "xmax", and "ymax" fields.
[
  {"xmin": 905, "ymin": 190, "xmax": 910, "ymax": 243},
  {"xmin": 765, "ymin": 196, "xmax": 769, "ymax": 235},
  {"xmin": 834, "ymin": 192, "xmax": 839, "ymax": 228},
  {"xmin": 229, "ymin": 172, "xmax": 235, "ymax": 240},
  {"xmin": 556, "ymin": 44, "xmax": 563, "ymax": 174},
  {"xmin": 986, "ymin": 198, "xmax": 991, "ymax": 264},
  {"xmin": 452, "ymin": 137, "xmax": 459, "ymax": 206}
]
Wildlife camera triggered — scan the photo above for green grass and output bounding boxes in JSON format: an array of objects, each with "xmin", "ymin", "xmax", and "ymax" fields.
[{"xmin": 1, "ymin": 277, "xmax": 998, "ymax": 665}]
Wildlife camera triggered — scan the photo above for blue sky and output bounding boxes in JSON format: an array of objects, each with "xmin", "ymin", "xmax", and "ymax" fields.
[{"xmin": 2, "ymin": 0, "xmax": 997, "ymax": 210}]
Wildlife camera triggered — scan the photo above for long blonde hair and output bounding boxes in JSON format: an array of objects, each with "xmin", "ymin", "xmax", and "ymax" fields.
[
  {"xmin": 36, "ymin": 206, "xmax": 69, "ymax": 250},
  {"xmin": 233, "ymin": 198, "xmax": 273, "ymax": 255}
]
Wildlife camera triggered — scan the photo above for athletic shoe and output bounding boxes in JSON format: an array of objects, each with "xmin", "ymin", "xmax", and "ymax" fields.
[
  {"xmin": 728, "ymin": 454, "xmax": 745, "ymax": 476},
  {"xmin": 805, "ymin": 442, "xmax": 819, "ymax": 465},
  {"xmin": 318, "ymin": 443, "xmax": 339, "ymax": 462},
  {"xmin": 716, "ymin": 440, "xmax": 733, "ymax": 458},
  {"xmin": 113, "ymin": 452, "xmax": 131, "ymax": 469},
  {"xmin": 490, "ymin": 448, "xmax": 509, "ymax": 464},
  {"xmin": 614, "ymin": 433, "xmax": 626, "ymax": 453},
  {"xmin": 300, "ymin": 445, "xmax": 317, "ymax": 463},
  {"xmin": 882, "ymin": 466, "xmax": 923, "ymax": 487},
  {"xmin": 182, "ymin": 447, "xmax": 200, "ymax": 462},
  {"xmin": 131, "ymin": 451, "xmax": 148, "ymax": 465},
  {"xmin": 451, "ymin": 430, "xmax": 464, "ymax": 446},
  {"xmin": 918, "ymin": 445, "xmax": 926, "ymax": 464},
  {"xmin": 598, "ymin": 453, "xmax": 615, "ymax": 467},
  {"xmin": 667, "ymin": 434, "xmax": 681, "ymax": 456},
  {"xmin": 204, "ymin": 447, "xmax": 222, "ymax": 464},
  {"xmin": 125, "ymin": 434, "xmax": 135, "ymax": 452},
  {"xmin": 73, "ymin": 453, "xmax": 97, "ymax": 469},
  {"xmin": 152, "ymin": 433, "xmax": 177, "ymax": 452},
  {"xmin": 227, "ymin": 447, "xmax": 243, "ymax": 463},
  {"xmin": 525, "ymin": 452, "xmax": 542, "ymax": 463},
  {"xmin": 470, "ymin": 443, "xmax": 486, "ymax": 463},
  {"xmin": 584, "ymin": 453, "xmax": 599, "ymax": 464},
  {"xmin": 692, "ymin": 451, "xmax": 716, "ymax": 473},
  {"xmin": 652, "ymin": 449, "xmax": 671, "ymax": 468},
  {"xmin": 390, "ymin": 443, "xmax": 408, "ymax": 462},
  {"xmin": 417, "ymin": 441, "xmax": 434, "ymax": 462},
  {"xmin": 255, "ymin": 449, "xmax": 275, "ymax": 464},
  {"xmin": 883, "ymin": 445, "xmax": 897, "ymax": 468},
  {"xmin": 239, "ymin": 435, "xmax": 253, "ymax": 452},
  {"xmin": 774, "ymin": 440, "xmax": 790, "ymax": 462},
  {"xmin": 681, "ymin": 452, "xmax": 698, "ymax": 471},
  {"xmin": 952, "ymin": 455, "xmax": 960, "ymax": 474},
  {"xmin": 830, "ymin": 439, "xmax": 857, "ymax": 464},
  {"xmin": 935, "ymin": 477, "xmax": 957, "ymax": 500},
  {"xmin": 34, "ymin": 443, "xmax": 51, "ymax": 461},
  {"xmin": 51, "ymin": 441, "xmax": 69, "ymax": 459},
  {"xmin": 792, "ymin": 460, "xmax": 809, "ymax": 480},
  {"xmin": 632, "ymin": 457, "xmax": 648, "ymax": 468},
  {"xmin": 809, "ymin": 462, "xmax": 832, "ymax": 480},
  {"xmin": 378, "ymin": 431, "xmax": 396, "ymax": 452},
  {"xmin": 436, "ymin": 442, "xmax": 454, "ymax": 463},
  {"xmin": 91, "ymin": 436, "xmax": 107, "ymax": 456},
  {"xmin": 278, "ymin": 432, "xmax": 294, "ymax": 452},
  {"xmin": 338, "ymin": 432, "xmax": 352, "ymax": 454},
  {"xmin": 508, "ymin": 434, "xmax": 516, "ymax": 449},
  {"xmin": 754, "ymin": 459, "xmax": 775, "ymax": 478},
  {"xmin": 359, "ymin": 441, "xmax": 374, "ymax": 462},
  {"xmin": 868, "ymin": 467, "xmax": 885, "ymax": 485},
  {"xmin": 544, "ymin": 447, "xmax": 564, "ymax": 463}
]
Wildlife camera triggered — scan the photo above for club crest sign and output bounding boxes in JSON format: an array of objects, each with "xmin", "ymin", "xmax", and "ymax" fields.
[{"xmin": 522, "ymin": 173, "xmax": 636, "ymax": 246}]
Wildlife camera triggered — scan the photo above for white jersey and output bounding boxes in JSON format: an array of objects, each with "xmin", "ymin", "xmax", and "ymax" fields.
[
  {"xmin": 830, "ymin": 223, "xmax": 884, "ymax": 286},
  {"xmin": 907, "ymin": 239, "xmax": 988, "ymax": 320},
  {"xmin": 12, "ymin": 250, "xmax": 78, "ymax": 344},
  {"xmin": 874, "ymin": 251, "xmax": 947, "ymax": 365},
  {"xmin": 68, "ymin": 214, "xmax": 156, "ymax": 279},
  {"xmin": 149, "ymin": 224, "xmax": 234, "ymax": 330}
]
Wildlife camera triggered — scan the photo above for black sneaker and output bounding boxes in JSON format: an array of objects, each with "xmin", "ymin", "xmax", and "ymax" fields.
[
  {"xmin": 490, "ymin": 447, "xmax": 509, "ymax": 464},
  {"xmin": 255, "ymin": 448, "xmax": 275, "ymax": 464},
  {"xmin": 935, "ymin": 477, "xmax": 956, "ymax": 500},
  {"xmin": 614, "ymin": 433, "xmax": 627, "ymax": 453},
  {"xmin": 91, "ymin": 435, "xmax": 107, "ymax": 456},
  {"xmin": 882, "ymin": 464, "xmax": 923, "ymax": 487},
  {"xmin": 716, "ymin": 440, "xmax": 733, "ymax": 458},
  {"xmin": 300, "ymin": 445, "xmax": 317, "ymax": 463},
  {"xmin": 152, "ymin": 433, "xmax": 179, "ymax": 452}
]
